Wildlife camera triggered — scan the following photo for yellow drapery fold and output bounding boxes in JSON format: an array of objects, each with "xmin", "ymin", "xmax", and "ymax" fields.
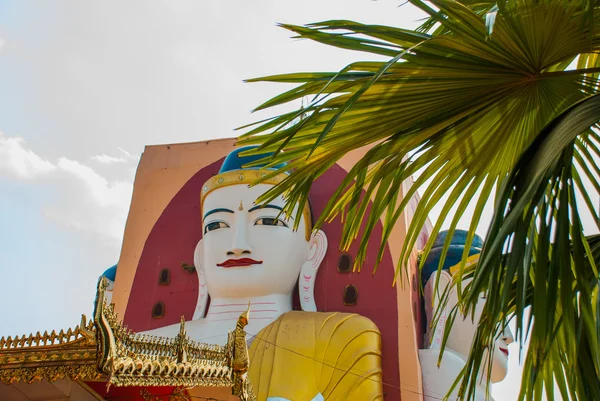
[{"xmin": 248, "ymin": 311, "xmax": 384, "ymax": 401}]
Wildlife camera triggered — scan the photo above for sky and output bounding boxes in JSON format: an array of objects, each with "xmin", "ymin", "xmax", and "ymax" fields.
[
  {"xmin": 0, "ymin": 1, "xmax": 592, "ymax": 400},
  {"xmin": 0, "ymin": 0, "xmax": 419, "ymax": 331}
]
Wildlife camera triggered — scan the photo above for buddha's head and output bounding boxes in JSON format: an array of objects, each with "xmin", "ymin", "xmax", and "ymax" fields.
[
  {"xmin": 422, "ymin": 230, "xmax": 514, "ymax": 383},
  {"xmin": 192, "ymin": 146, "xmax": 327, "ymax": 318}
]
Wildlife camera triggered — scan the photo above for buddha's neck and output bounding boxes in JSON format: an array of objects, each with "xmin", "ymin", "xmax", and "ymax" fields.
[
  {"xmin": 206, "ymin": 293, "xmax": 292, "ymax": 323},
  {"xmin": 445, "ymin": 348, "xmax": 490, "ymax": 390}
]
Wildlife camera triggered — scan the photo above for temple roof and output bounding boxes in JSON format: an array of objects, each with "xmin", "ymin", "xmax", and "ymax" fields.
[{"xmin": 0, "ymin": 277, "xmax": 255, "ymax": 401}]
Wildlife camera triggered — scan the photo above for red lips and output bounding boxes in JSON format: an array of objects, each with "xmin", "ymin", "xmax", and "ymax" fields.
[
  {"xmin": 217, "ymin": 258, "xmax": 263, "ymax": 268},
  {"xmin": 499, "ymin": 347, "xmax": 509, "ymax": 357}
]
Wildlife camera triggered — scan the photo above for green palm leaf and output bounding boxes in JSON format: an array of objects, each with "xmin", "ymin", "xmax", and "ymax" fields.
[
  {"xmin": 457, "ymin": 94, "xmax": 600, "ymax": 401},
  {"xmin": 238, "ymin": 0, "xmax": 600, "ymax": 398}
]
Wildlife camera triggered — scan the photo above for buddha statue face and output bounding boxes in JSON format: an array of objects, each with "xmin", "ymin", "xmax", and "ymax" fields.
[
  {"xmin": 190, "ymin": 147, "xmax": 328, "ymax": 320},
  {"xmin": 198, "ymin": 183, "xmax": 321, "ymax": 299},
  {"xmin": 424, "ymin": 270, "xmax": 514, "ymax": 383}
]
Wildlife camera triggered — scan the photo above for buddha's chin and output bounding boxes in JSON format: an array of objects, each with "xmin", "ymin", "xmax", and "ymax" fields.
[
  {"xmin": 490, "ymin": 349, "xmax": 509, "ymax": 383},
  {"xmin": 207, "ymin": 278, "xmax": 296, "ymax": 299}
]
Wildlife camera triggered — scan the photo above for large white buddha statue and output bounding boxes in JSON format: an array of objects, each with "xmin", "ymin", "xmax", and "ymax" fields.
[
  {"xmin": 419, "ymin": 230, "xmax": 514, "ymax": 401},
  {"xmin": 144, "ymin": 146, "xmax": 384, "ymax": 401}
]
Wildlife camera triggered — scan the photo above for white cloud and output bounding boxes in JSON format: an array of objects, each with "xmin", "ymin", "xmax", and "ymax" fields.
[
  {"xmin": 92, "ymin": 154, "xmax": 127, "ymax": 164},
  {"xmin": 57, "ymin": 158, "xmax": 130, "ymax": 206},
  {"xmin": 0, "ymin": 131, "xmax": 136, "ymax": 242},
  {"xmin": 0, "ymin": 131, "xmax": 56, "ymax": 178},
  {"xmin": 50, "ymin": 157, "xmax": 134, "ymax": 241},
  {"xmin": 92, "ymin": 147, "xmax": 138, "ymax": 164}
]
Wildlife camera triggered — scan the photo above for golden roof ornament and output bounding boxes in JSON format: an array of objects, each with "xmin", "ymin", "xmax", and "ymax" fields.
[
  {"xmin": 0, "ymin": 314, "xmax": 99, "ymax": 385},
  {"xmin": 0, "ymin": 277, "xmax": 256, "ymax": 400},
  {"xmin": 227, "ymin": 301, "xmax": 255, "ymax": 401}
]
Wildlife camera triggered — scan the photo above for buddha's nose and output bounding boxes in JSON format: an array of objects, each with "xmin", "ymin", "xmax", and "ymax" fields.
[
  {"xmin": 501, "ymin": 327, "xmax": 515, "ymax": 346},
  {"xmin": 227, "ymin": 216, "xmax": 252, "ymax": 256}
]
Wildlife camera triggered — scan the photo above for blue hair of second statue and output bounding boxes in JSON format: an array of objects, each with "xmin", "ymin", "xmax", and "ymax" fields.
[{"xmin": 421, "ymin": 230, "xmax": 483, "ymax": 285}]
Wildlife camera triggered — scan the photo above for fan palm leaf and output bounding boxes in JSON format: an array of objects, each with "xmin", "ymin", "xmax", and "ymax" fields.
[
  {"xmin": 237, "ymin": 0, "xmax": 600, "ymax": 399},
  {"xmin": 455, "ymin": 94, "xmax": 600, "ymax": 401}
]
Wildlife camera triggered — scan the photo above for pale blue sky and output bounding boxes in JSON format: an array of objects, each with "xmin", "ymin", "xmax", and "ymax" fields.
[
  {"xmin": 1, "ymin": 0, "xmax": 420, "ymax": 334},
  {"xmin": 1, "ymin": 2, "xmax": 588, "ymax": 400}
]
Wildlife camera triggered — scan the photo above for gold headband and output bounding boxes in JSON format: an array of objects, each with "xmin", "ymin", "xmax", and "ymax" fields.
[
  {"xmin": 200, "ymin": 169, "xmax": 312, "ymax": 240},
  {"xmin": 448, "ymin": 253, "xmax": 481, "ymax": 276}
]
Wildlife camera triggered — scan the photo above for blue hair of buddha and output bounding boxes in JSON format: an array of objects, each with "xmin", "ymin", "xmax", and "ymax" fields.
[
  {"xmin": 218, "ymin": 145, "xmax": 288, "ymax": 174},
  {"xmin": 421, "ymin": 229, "xmax": 484, "ymax": 285},
  {"xmin": 101, "ymin": 264, "xmax": 118, "ymax": 281}
]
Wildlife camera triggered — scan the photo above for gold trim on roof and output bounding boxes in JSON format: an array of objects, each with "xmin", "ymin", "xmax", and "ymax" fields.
[
  {"xmin": 0, "ymin": 315, "xmax": 101, "ymax": 385},
  {"xmin": 94, "ymin": 277, "xmax": 234, "ymax": 389},
  {"xmin": 0, "ymin": 277, "xmax": 256, "ymax": 401}
]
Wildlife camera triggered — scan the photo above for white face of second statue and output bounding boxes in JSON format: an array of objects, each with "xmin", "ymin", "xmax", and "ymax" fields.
[
  {"xmin": 199, "ymin": 183, "xmax": 311, "ymax": 299},
  {"xmin": 425, "ymin": 271, "xmax": 515, "ymax": 383}
]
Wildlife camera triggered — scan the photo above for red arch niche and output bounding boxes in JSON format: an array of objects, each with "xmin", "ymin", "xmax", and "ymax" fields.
[{"xmin": 124, "ymin": 161, "xmax": 404, "ymax": 400}]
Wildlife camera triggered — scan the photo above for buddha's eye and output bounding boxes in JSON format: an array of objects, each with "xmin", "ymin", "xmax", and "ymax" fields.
[
  {"xmin": 254, "ymin": 217, "xmax": 288, "ymax": 227},
  {"xmin": 204, "ymin": 221, "xmax": 229, "ymax": 234}
]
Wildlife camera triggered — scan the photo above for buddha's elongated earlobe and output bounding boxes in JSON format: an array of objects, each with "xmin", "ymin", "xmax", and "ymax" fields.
[
  {"xmin": 423, "ymin": 270, "xmax": 453, "ymax": 350},
  {"xmin": 299, "ymin": 230, "xmax": 328, "ymax": 312},
  {"xmin": 192, "ymin": 239, "xmax": 208, "ymax": 320}
]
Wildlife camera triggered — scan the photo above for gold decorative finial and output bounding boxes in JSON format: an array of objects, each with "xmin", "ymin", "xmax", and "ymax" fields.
[
  {"xmin": 244, "ymin": 301, "xmax": 251, "ymax": 324},
  {"xmin": 227, "ymin": 302, "xmax": 255, "ymax": 401},
  {"xmin": 239, "ymin": 201, "xmax": 244, "ymax": 211},
  {"xmin": 176, "ymin": 316, "xmax": 188, "ymax": 363}
]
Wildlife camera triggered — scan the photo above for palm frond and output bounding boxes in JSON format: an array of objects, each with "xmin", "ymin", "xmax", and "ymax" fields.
[
  {"xmin": 238, "ymin": 0, "xmax": 600, "ymax": 399},
  {"xmin": 460, "ymin": 94, "xmax": 600, "ymax": 401}
]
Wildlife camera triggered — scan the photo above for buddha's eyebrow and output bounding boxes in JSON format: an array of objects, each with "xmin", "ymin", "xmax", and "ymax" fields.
[
  {"xmin": 247, "ymin": 204, "xmax": 283, "ymax": 213},
  {"xmin": 203, "ymin": 208, "xmax": 234, "ymax": 219}
]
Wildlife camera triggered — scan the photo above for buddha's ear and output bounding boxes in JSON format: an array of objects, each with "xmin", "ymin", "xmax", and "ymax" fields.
[
  {"xmin": 192, "ymin": 239, "xmax": 208, "ymax": 320},
  {"xmin": 299, "ymin": 229, "xmax": 328, "ymax": 312},
  {"xmin": 425, "ymin": 269, "xmax": 453, "ymax": 308},
  {"xmin": 423, "ymin": 269, "xmax": 453, "ymax": 349}
]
